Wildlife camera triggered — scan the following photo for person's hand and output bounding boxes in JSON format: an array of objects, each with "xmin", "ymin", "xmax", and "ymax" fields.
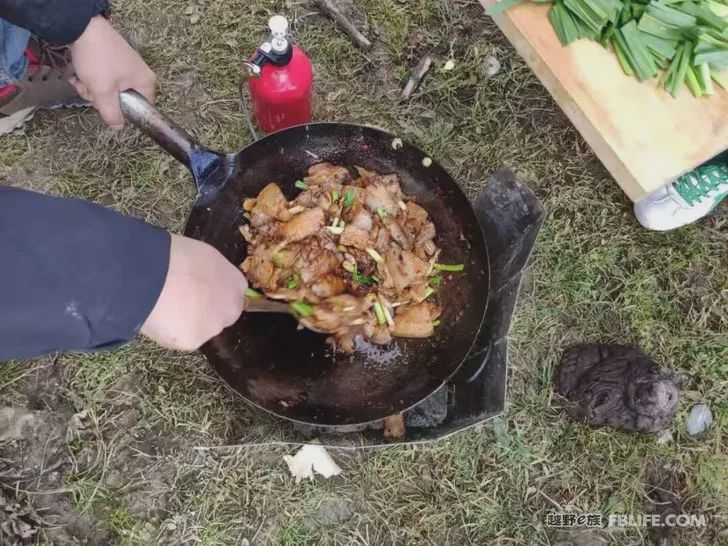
[
  {"xmin": 140, "ymin": 234, "xmax": 248, "ymax": 351},
  {"xmin": 69, "ymin": 15, "xmax": 156, "ymax": 128}
]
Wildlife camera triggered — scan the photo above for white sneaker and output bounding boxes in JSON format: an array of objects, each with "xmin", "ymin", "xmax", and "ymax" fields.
[{"xmin": 634, "ymin": 164, "xmax": 728, "ymax": 231}]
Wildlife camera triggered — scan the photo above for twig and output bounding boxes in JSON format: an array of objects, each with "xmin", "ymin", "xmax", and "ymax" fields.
[
  {"xmin": 402, "ymin": 55, "xmax": 432, "ymax": 100},
  {"xmin": 315, "ymin": 0, "xmax": 372, "ymax": 50}
]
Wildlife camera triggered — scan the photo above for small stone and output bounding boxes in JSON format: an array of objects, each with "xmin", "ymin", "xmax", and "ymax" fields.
[
  {"xmin": 391, "ymin": 138, "xmax": 403, "ymax": 150},
  {"xmin": 482, "ymin": 56, "xmax": 501, "ymax": 78},
  {"xmin": 443, "ymin": 60, "xmax": 455, "ymax": 71},
  {"xmin": 686, "ymin": 403, "xmax": 712, "ymax": 436},
  {"xmin": 656, "ymin": 429, "xmax": 672, "ymax": 445},
  {"xmin": 315, "ymin": 497, "xmax": 355, "ymax": 525},
  {"xmin": 422, "ymin": 157, "xmax": 432, "ymax": 167}
]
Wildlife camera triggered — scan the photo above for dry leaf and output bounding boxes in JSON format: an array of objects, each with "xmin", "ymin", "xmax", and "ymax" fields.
[{"xmin": 283, "ymin": 445, "xmax": 342, "ymax": 484}]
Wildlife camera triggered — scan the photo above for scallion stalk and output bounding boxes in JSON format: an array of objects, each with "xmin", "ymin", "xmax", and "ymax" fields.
[
  {"xmin": 291, "ymin": 300, "xmax": 313, "ymax": 317},
  {"xmin": 433, "ymin": 262, "xmax": 465, "ymax": 272}
]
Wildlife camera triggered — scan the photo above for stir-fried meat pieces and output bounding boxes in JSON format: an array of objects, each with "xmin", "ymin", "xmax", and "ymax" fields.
[
  {"xmin": 240, "ymin": 162, "xmax": 449, "ymax": 351},
  {"xmin": 391, "ymin": 302, "xmax": 441, "ymax": 338},
  {"xmin": 279, "ymin": 208, "xmax": 324, "ymax": 242}
]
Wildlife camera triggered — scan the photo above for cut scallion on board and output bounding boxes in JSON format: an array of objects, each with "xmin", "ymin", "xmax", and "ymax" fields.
[{"xmin": 490, "ymin": 0, "xmax": 728, "ymax": 99}]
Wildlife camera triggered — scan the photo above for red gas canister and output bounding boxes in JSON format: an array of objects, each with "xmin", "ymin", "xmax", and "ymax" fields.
[{"xmin": 246, "ymin": 16, "xmax": 313, "ymax": 133}]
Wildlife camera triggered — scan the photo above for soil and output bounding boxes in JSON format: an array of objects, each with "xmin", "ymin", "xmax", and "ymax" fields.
[{"xmin": 0, "ymin": 361, "xmax": 178, "ymax": 545}]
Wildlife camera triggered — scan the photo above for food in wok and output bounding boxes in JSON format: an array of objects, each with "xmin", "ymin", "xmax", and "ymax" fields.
[{"xmin": 239, "ymin": 162, "xmax": 464, "ymax": 351}]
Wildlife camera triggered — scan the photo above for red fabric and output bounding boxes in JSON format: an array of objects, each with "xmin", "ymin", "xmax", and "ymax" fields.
[
  {"xmin": 0, "ymin": 48, "xmax": 41, "ymax": 98},
  {"xmin": 0, "ymin": 83, "xmax": 18, "ymax": 98},
  {"xmin": 24, "ymin": 47, "xmax": 40, "ymax": 66}
]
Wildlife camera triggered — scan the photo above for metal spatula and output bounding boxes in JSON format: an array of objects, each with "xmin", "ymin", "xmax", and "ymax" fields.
[{"xmin": 244, "ymin": 297, "xmax": 326, "ymax": 333}]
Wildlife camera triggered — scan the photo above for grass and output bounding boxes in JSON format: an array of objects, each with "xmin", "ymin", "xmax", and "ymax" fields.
[{"xmin": 0, "ymin": 0, "xmax": 727, "ymax": 544}]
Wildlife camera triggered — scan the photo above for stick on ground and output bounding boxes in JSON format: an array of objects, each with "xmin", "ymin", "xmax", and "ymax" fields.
[
  {"xmin": 315, "ymin": 0, "xmax": 372, "ymax": 50},
  {"xmin": 402, "ymin": 56, "xmax": 432, "ymax": 99}
]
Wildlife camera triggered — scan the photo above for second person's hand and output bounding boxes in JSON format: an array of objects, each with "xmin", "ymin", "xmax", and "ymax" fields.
[{"xmin": 69, "ymin": 15, "xmax": 156, "ymax": 129}]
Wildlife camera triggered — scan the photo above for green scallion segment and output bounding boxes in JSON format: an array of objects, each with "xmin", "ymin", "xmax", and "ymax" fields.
[
  {"xmin": 331, "ymin": 190, "xmax": 340, "ymax": 203},
  {"xmin": 423, "ymin": 287, "xmax": 435, "ymax": 300},
  {"xmin": 291, "ymin": 300, "xmax": 313, "ymax": 317},
  {"xmin": 245, "ymin": 288, "xmax": 262, "ymax": 299},
  {"xmin": 286, "ymin": 276, "xmax": 299, "ymax": 289},
  {"xmin": 294, "ymin": 180, "xmax": 308, "ymax": 191},
  {"xmin": 373, "ymin": 301, "xmax": 387, "ymax": 325},
  {"xmin": 374, "ymin": 207, "xmax": 388, "ymax": 219},
  {"xmin": 343, "ymin": 190, "xmax": 356, "ymax": 208},
  {"xmin": 428, "ymin": 276, "xmax": 442, "ymax": 286},
  {"xmin": 243, "ymin": 212, "xmax": 252, "ymax": 221},
  {"xmin": 433, "ymin": 262, "xmax": 465, "ymax": 272},
  {"xmin": 432, "ymin": 320, "xmax": 441, "ymax": 327}
]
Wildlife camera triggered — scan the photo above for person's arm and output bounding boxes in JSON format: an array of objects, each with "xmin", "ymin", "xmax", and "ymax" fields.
[
  {"xmin": 0, "ymin": 187, "xmax": 247, "ymax": 360},
  {"xmin": 0, "ymin": 0, "xmax": 108, "ymax": 45}
]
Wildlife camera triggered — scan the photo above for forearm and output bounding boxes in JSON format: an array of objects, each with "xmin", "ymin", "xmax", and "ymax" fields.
[
  {"xmin": 0, "ymin": 186, "xmax": 170, "ymax": 360},
  {"xmin": 0, "ymin": 0, "xmax": 108, "ymax": 45}
]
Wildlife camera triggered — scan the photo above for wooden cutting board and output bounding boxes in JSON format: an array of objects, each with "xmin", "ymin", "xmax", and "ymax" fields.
[{"xmin": 479, "ymin": 0, "xmax": 728, "ymax": 201}]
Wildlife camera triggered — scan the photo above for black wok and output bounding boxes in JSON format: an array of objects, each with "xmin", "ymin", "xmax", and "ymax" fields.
[{"xmin": 119, "ymin": 90, "xmax": 490, "ymax": 426}]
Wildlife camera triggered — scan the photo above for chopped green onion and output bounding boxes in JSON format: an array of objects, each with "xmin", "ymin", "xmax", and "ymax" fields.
[
  {"xmin": 638, "ymin": 13, "xmax": 685, "ymax": 41},
  {"xmin": 433, "ymin": 262, "xmax": 465, "ymax": 272},
  {"xmin": 366, "ymin": 248, "xmax": 384, "ymax": 263},
  {"xmin": 428, "ymin": 276, "xmax": 442, "ymax": 286},
  {"xmin": 423, "ymin": 287, "xmax": 435, "ymax": 300},
  {"xmin": 331, "ymin": 190, "xmax": 340, "ymax": 203},
  {"xmin": 619, "ymin": 21, "xmax": 659, "ymax": 81},
  {"xmin": 697, "ymin": 63, "xmax": 715, "ymax": 95},
  {"xmin": 353, "ymin": 271, "xmax": 373, "ymax": 285},
  {"xmin": 432, "ymin": 320, "xmax": 441, "ymax": 327},
  {"xmin": 291, "ymin": 300, "xmax": 313, "ymax": 317},
  {"xmin": 243, "ymin": 212, "xmax": 252, "ymax": 221},
  {"xmin": 374, "ymin": 207, "xmax": 388, "ymax": 219},
  {"xmin": 372, "ymin": 301, "xmax": 387, "ymax": 325},
  {"xmin": 245, "ymin": 288, "xmax": 262, "ymax": 298},
  {"xmin": 685, "ymin": 65, "xmax": 703, "ymax": 96},
  {"xmin": 294, "ymin": 180, "xmax": 308, "ymax": 191},
  {"xmin": 379, "ymin": 296, "xmax": 395, "ymax": 327},
  {"xmin": 612, "ymin": 37, "xmax": 635, "ymax": 76},
  {"xmin": 646, "ymin": 3, "xmax": 697, "ymax": 28},
  {"xmin": 286, "ymin": 276, "xmax": 299, "ymax": 289},
  {"xmin": 372, "ymin": 275, "xmax": 380, "ymax": 283},
  {"xmin": 343, "ymin": 190, "xmax": 356, "ymax": 209},
  {"xmin": 643, "ymin": 33, "xmax": 678, "ymax": 60}
]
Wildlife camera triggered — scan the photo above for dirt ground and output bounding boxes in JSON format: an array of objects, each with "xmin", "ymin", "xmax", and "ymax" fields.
[{"xmin": 0, "ymin": 0, "xmax": 726, "ymax": 544}]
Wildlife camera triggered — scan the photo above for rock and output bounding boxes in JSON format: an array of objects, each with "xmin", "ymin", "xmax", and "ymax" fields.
[
  {"xmin": 0, "ymin": 407, "xmax": 43, "ymax": 441},
  {"xmin": 556, "ymin": 344, "xmax": 680, "ymax": 432},
  {"xmin": 482, "ymin": 56, "xmax": 501, "ymax": 78},
  {"xmin": 314, "ymin": 496, "xmax": 355, "ymax": 525},
  {"xmin": 686, "ymin": 403, "xmax": 712, "ymax": 436}
]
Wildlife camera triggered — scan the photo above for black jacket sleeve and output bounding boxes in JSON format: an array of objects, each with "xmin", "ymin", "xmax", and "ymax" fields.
[
  {"xmin": 0, "ymin": 186, "xmax": 170, "ymax": 360},
  {"xmin": 0, "ymin": 0, "xmax": 108, "ymax": 45}
]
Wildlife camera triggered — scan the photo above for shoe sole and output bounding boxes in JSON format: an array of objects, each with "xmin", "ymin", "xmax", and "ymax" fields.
[{"xmin": 0, "ymin": 99, "xmax": 90, "ymax": 135}]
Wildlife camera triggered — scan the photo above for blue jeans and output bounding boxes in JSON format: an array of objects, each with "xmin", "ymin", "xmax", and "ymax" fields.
[{"xmin": 0, "ymin": 19, "xmax": 30, "ymax": 86}]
